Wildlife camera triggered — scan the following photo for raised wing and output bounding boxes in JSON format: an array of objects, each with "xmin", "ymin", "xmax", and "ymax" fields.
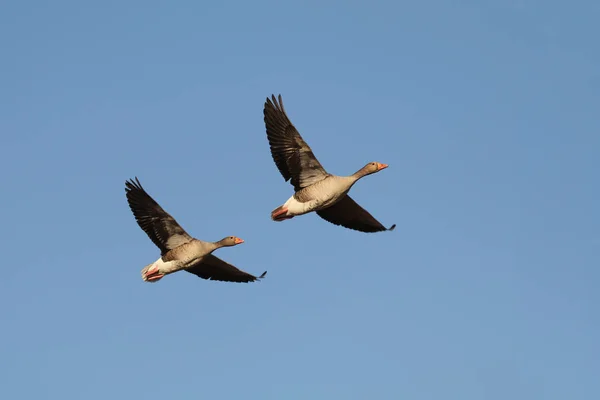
[
  {"xmin": 125, "ymin": 177, "xmax": 193, "ymax": 255},
  {"xmin": 186, "ymin": 254, "xmax": 267, "ymax": 283},
  {"xmin": 316, "ymin": 195, "xmax": 396, "ymax": 233},
  {"xmin": 263, "ymin": 94, "xmax": 329, "ymax": 191}
]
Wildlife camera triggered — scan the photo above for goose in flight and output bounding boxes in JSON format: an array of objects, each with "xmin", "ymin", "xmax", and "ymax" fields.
[
  {"xmin": 263, "ymin": 94, "xmax": 395, "ymax": 233},
  {"xmin": 125, "ymin": 178, "xmax": 266, "ymax": 283}
]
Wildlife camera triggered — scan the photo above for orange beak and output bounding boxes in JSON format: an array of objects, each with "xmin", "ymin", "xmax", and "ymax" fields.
[
  {"xmin": 234, "ymin": 237, "xmax": 245, "ymax": 244},
  {"xmin": 377, "ymin": 163, "xmax": 389, "ymax": 170}
]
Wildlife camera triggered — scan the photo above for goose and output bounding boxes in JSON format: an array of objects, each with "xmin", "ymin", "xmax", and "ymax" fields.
[
  {"xmin": 263, "ymin": 94, "xmax": 395, "ymax": 233},
  {"xmin": 125, "ymin": 177, "xmax": 266, "ymax": 283}
]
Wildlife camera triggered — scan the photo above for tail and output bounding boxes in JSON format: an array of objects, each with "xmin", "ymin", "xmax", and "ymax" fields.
[
  {"xmin": 271, "ymin": 205, "xmax": 294, "ymax": 221},
  {"xmin": 140, "ymin": 263, "xmax": 159, "ymax": 283}
]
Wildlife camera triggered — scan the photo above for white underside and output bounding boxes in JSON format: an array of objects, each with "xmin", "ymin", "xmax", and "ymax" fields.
[
  {"xmin": 282, "ymin": 185, "xmax": 350, "ymax": 217},
  {"xmin": 283, "ymin": 195, "xmax": 320, "ymax": 216},
  {"xmin": 141, "ymin": 257, "xmax": 179, "ymax": 282}
]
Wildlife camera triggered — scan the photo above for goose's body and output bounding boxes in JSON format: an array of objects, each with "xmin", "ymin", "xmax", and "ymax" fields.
[
  {"xmin": 139, "ymin": 239, "xmax": 218, "ymax": 280},
  {"xmin": 125, "ymin": 178, "xmax": 266, "ymax": 283},
  {"xmin": 263, "ymin": 94, "xmax": 395, "ymax": 233},
  {"xmin": 274, "ymin": 176, "xmax": 353, "ymax": 217}
]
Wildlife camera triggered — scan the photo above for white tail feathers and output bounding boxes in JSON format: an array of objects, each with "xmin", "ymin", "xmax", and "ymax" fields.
[{"xmin": 141, "ymin": 263, "xmax": 160, "ymax": 283}]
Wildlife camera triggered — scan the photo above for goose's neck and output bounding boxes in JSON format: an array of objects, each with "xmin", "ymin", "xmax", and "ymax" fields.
[
  {"xmin": 350, "ymin": 168, "xmax": 369, "ymax": 181},
  {"xmin": 207, "ymin": 241, "xmax": 223, "ymax": 252}
]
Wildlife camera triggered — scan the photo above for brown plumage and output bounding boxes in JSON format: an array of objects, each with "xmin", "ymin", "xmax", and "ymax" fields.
[
  {"xmin": 263, "ymin": 94, "xmax": 395, "ymax": 233},
  {"xmin": 125, "ymin": 177, "xmax": 266, "ymax": 283},
  {"xmin": 263, "ymin": 95, "xmax": 328, "ymax": 192}
]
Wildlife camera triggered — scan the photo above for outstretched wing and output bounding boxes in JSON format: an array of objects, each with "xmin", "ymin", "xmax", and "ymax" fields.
[
  {"xmin": 316, "ymin": 195, "xmax": 396, "ymax": 233},
  {"xmin": 125, "ymin": 177, "xmax": 193, "ymax": 255},
  {"xmin": 263, "ymin": 94, "xmax": 329, "ymax": 191},
  {"xmin": 186, "ymin": 254, "xmax": 267, "ymax": 283}
]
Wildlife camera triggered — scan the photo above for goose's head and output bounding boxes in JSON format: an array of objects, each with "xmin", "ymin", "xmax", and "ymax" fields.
[
  {"xmin": 219, "ymin": 236, "xmax": 245, "ymax": 247},
  {"xmin": 355, "ymin": 161, "xmax": 388, "ymax": 178}
]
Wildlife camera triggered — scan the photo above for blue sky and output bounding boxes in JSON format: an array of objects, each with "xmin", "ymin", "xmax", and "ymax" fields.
[{"xmin": 1, "ymin": 1, "xmax": 598, "ymax": 399}]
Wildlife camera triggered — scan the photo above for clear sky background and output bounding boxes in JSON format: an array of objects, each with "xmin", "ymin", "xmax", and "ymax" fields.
[{"xmin": 1, "ymin": 1, "xmax": 598, "ymax": 399}]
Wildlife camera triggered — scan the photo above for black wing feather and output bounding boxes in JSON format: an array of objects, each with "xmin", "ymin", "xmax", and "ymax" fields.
[
  {"xmin": 124, "ymin": 177, "xmax": 193, "ymax": 255},
  {"xmin": 263, "ymin": 94, "xmax": 328, "ymax": 191},
  {"xmin": 316, "ymin": 195, "xmax": 396, "ymax": 233},
  {"xmin": 186, "ymin": 254, "xmax": 267, "ymax": 283}
]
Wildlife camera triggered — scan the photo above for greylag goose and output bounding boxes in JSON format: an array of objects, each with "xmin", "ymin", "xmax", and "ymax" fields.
[
  {"xmin": 263, "ymin": 94, "xmax": 395, "ymax": 233},
  {"xmin": 125, "ymin": 178, "xmax": 267, "ymax": 283}
]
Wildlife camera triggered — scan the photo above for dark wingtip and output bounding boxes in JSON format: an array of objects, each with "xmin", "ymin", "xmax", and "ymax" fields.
[
  {"xmin": 258, "ymin": 271, "xmax": 267, "ymax": 279},
  {"xmin": 264, "ymin": 94, "xmax": 277, "ymax": 112},
  {"xmin": 388, "ymin": 224, "xmax": 396, "ymax": 231},
  {"xmin": 265, "ymin": 94, "xmax": 283, "ymax": 109},
  {"xmin": 125, "ymin": 178, "xmax": 134, "ymax": 191},
  {"xmin": 125, "ymin": 176, "xmax": 143, "ymax": 192}
]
